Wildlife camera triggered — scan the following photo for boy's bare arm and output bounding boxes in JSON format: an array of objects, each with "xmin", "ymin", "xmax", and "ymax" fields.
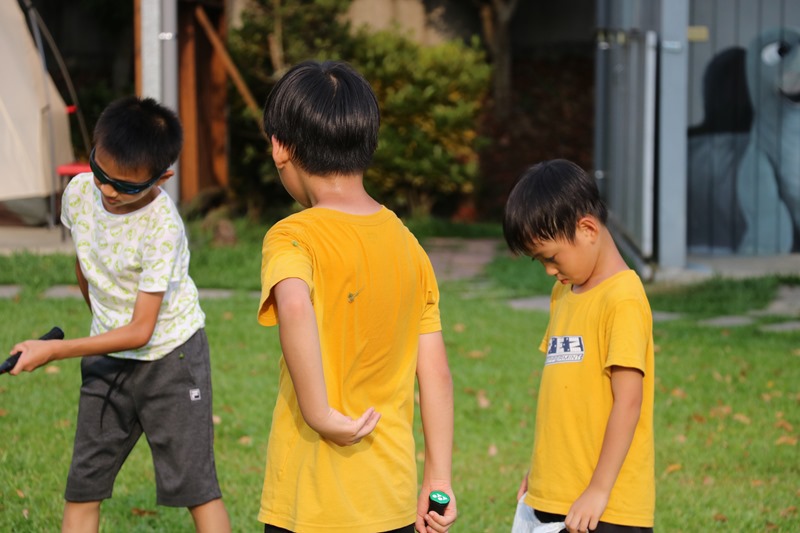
[
  {"xmin": 564, "ymin": 366, "xmax": 643, "ymax": 533},
  {"xmin": 415, "ymin": 331, "xmax": 457, "ymax": 531},
  {"xmin": 273, "ymin": 277, "xmax": 380, "ymax": 446},
  {"xmin": 9, "ymin": 290, "xmax": 164, "ymax": 374}
]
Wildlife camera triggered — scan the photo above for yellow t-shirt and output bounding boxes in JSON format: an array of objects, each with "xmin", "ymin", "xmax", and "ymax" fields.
[
  {"xmin": 524, "ymin": 270, "xmax": 655, "ymax": 527},
  {"xmin": 257, "ymin": 206, "xmax": 441, "ymax": 532}
]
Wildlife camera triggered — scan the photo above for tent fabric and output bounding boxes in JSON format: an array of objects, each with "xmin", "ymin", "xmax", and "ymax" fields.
[{"xmin": 0, "ymin": 0, "xmax": 74, "ymax": 223}]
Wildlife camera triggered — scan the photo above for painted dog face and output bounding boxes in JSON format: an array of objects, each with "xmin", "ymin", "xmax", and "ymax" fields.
[{"xmin": 751, "ymin": 28, "xmax": 800, "ymax": 103}]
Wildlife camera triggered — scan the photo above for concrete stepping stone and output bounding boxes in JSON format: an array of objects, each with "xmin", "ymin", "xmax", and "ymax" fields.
[
  {"xmin": 42, "ymin": 285, "xmax": 83, "ymax": 299},
  {"xmin": 758, "ymin": 321, "xmax": 800, "ymax": 332},
  {"xmin": 0, "ymin": 285, "xmax": 21, "ymax": 299},
  {"xmin": 698, "ymin": 315, "xmax": 755, "ymax": 327}
]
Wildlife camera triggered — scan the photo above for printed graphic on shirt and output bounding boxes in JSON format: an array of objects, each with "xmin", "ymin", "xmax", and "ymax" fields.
[{"xmin": 545, "ymin": 335, "xmax": 585, "ymax": 365}]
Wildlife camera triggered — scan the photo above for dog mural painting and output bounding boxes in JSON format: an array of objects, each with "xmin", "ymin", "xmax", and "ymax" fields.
[
  {"xmin": 737, "ymin": 27, "xmax": 800, "ymax": 254},
  {"xmin": 688, "ymin": 27, "xmax": 800, "ymax": 255},
  {"xmin": 687, "ymin": 47, "xmax": 752, "ymax": 254}
]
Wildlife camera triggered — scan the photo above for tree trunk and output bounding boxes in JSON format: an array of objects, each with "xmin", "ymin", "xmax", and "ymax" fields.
[{"xmin": 485, "ymin": 0, "xmax": 519, "ymax": 121}]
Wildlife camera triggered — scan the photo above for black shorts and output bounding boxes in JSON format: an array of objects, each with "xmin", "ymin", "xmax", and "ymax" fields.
[
  {"xmin": 265, "ymin": 525, "xmax": 414, "ymax": 533},
  {"xmin": 535, "ymin": 509, "xmax": 654, "ymax": 533},
  {"xmin": 65, "ymin": 329, "xmax": 222, "ymax": 507}
]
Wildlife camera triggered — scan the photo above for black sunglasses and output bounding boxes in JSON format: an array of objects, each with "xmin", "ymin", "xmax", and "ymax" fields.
[{"xmin": 89, "ymin": 148, "xmax": 166, "ymax": 195}]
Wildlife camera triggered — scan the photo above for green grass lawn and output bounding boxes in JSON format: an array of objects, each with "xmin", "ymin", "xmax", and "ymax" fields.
[{"xmin": 0, "ymin": 226, "xmax": 798, "ymax": 531}]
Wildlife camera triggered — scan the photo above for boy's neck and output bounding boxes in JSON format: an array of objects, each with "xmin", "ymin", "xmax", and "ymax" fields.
[
  {"xmin": 573, "ymin": 228, "xmax": 629, "ymax": 294},
  {"xmin": 307, "ymin": 173, "xmax": 382, "ymax": 215}
]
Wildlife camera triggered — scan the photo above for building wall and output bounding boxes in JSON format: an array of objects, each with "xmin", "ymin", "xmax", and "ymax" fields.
[{"xmin": 687, "ymin": 0, "xmax": 800, "ymax": 255}]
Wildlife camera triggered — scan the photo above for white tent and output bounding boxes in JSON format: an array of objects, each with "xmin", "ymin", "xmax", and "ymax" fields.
[{"xmin": 0, "ymin": 0, "xmax": 75, "ymax": 225}]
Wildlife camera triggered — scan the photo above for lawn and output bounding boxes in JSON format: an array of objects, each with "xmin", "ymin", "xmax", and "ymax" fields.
[{"xmin": 0, "ymin": 223, "xmax": 798, "ymax": 531}]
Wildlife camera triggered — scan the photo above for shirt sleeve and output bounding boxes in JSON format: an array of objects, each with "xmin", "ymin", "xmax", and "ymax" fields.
[
  {"xmin": 60, "ymin": 175, "xmax": 82, "ymax": 230},
  {"xmin": 257, "ymin": 223, "xmax": 314, "ymax": 326},
  {"xmin": 139, "ymin": 204, "xmax": 185, "ymax": 293},
  {"xmin": 418, "ymin": 246, "xmax": 442, "ymax": 334},
  {"xmin": 603, "ymin": 298, "xmax": 652, "ymax": 374}
]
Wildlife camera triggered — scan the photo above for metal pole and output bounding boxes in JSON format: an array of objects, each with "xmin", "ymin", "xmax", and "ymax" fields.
[{"xmin": 161, "ymin": 0, "xmax": 180, "ymax": 200}]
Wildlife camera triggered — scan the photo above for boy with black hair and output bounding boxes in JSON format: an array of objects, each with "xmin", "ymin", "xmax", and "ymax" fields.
[
  {"xmin": 9, "ymin": 96, "xmax": 231, "ymax": 533},
  {"xmin": 504, "ymin": 160, "xmax": 655, "ymax": 533},
  {"xmin": 256, "ymin": 60, "xmax": 457, "ymax": 533}
]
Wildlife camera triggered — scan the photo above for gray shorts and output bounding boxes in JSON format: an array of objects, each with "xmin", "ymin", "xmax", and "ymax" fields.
[{"xmin": 65, "ymin": 329, "xmax": 222, "ymax": 507}]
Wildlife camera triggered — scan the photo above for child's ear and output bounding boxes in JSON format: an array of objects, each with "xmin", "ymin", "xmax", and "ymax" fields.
[
  {"xmin": 156, "ymin": 169, "xmax": 175, "ymax": 186},
  {"xmin": 576, "ymin": 216, "xmax": 599, "ymax": 240},
  {"xmin": 271, "ymin": 136, "xmax": 290, "ymax": 168}
]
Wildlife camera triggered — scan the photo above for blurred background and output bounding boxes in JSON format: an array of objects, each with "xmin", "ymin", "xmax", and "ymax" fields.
[{"xmin": 3, "ymin": 0, "xmax": 800, "ymax": 277}]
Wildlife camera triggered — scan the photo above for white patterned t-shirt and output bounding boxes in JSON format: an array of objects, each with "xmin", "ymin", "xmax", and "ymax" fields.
[{"xmin": 61, "ymin": 173, "xmax": 205, "ymax": 361}]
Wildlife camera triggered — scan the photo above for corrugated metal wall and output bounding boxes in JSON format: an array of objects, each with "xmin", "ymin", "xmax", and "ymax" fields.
[
  {"xmin": 687, "ymin": 0, "xmax": 800, "ymax": 255},
  {"xmin": 595, "ymin": 0, "xmax": 662, "ymax": 260}
]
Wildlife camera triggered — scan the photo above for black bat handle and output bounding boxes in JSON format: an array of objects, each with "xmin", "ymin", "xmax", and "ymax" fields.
[{"xmin": 0, "ymin": 327, "xmax": 65, "ymax": 375}]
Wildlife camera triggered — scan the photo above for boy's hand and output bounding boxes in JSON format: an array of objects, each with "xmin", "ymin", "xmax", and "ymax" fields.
[
  {"xmin": 564, "ymin": 485, "xmax": 608, "ymax": 533},
  {"xmin": 416, "ymin": 483, "xmax": 456, "ymax": 533},
  {"xmin": 8, "ymin": 339, "xmax": 58, "ymax": 375},
  {"xmin": 516, "ymin": 471, "xmax": 529, "ymax": 501},
  {"xmin": 314, "ymin": 406, "xmax": 381, "ymax": 447}
]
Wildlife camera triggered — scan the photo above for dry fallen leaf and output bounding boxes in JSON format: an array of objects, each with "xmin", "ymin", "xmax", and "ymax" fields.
[
  {"xmin": 477, "ymin": 390, "xmax": 491, "ymax": 409},
  {"xmin": 703, "ymin": 476, "xmax": 714, "ymax": 486},
  {"xmin": 16, "ymin": 489, "xmax": 25, "ymax": 498},
  {"xmin": 45, "ymin": 366, "xmax": 60, "ymax": 374},
  {"xmin": 664, "ymin": 463, "xmax": 682, "ymax": 474},
  {"xmin": 238, "ymin": 435, "xmax": 253, "ymax": 446},
  {"xmin": 674, "ymin": 434, "xmax": 687, "ymax": 444},
  {"xmin": 22, "ymin": 509, "xmax": 28, "ymax": 520},
  {"xmin": 452, "ymin": 323, "xmax": 466, "ymax": 333},
  {"xmin": 212, "ymin": 415, "xmax": 222, "ymax": 425},
  {"xmin": 775, "ymin": 419, "xmax": 793, "ymax": 432},
  {"xmin": 55, "ymin": 419, "xmax": 71, "ymax": 429},
  {"xmin": 131, "ymin": 508, "xmax": 157, "ymax": 517},
  {"xmin": 671, "ymin": 388, "xmax": 687, "ymax": 399},
  {"xmin": 750, "ymin": 479, "xmax": 765, "ymax": 487},
  {"xmin": 487, "ymin": 444, "xmax": 498, "ymax": 457},
  {"xmin": 691, "ymin": 413, "xmax": 707, "ymax": 424},
  {"xmin": 733, "ymin": 413, "xmax": 751, "ymax": 425},
  {"xmin": 713, "ymin": 512, "xmax": 728, "ymax": 522},
  {"xmin": 467, "ymin": 349, "xmax": 488, "ymax": 359},
  {"xmin": 710, "ymin": 405, "xmax": 732, "ymax": 418},
  {"xmin": 223, "ymin": 311, "xmax": 234, "ymax": 321},
  {"xmin": 780, "ymin": 506, "xmax": 798, "ymax": 518},
  {"xmin": 0, "ymin": 409, "xmax": 8, "ymax": 417},
  {"xmin": 775, "ymin": 435, "xmax": 798, "ymax": 446}
]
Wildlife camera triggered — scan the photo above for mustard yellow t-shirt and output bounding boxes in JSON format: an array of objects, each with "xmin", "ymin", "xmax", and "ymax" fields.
[
  {"xmin": 257, "ymin": 206, "xmax": 441, "ymax": 532},
  {"xmin": 525, "ymin": 270, "xmax": 655, "ymax": 527}
]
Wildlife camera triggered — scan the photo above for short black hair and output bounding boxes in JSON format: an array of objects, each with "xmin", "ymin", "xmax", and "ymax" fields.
[
  {"xmin": 503, "ymin": 159, "xmax": 608, "ymax": 255},
  {"xmin": 92, "ymin": 96, "xmax": 183, "ymax": 176},
  {"xmin": 262, "ymin": 60, "xmax": 380, "ymax": 176}
]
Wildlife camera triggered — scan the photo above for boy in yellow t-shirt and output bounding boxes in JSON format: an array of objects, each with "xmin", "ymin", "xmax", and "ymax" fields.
[
  {"xmin": 256, "ymin": 60, "xmax": 457, "ymax": 533},
  {"xmin": 503, "ymin": 160, "xmax": 655, "ymax": 533}
]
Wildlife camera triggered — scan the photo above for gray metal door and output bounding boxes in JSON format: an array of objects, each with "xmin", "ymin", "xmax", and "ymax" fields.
[{"xmin": 595, "ymin": 27, "xmax": 658, "ymax": 258}]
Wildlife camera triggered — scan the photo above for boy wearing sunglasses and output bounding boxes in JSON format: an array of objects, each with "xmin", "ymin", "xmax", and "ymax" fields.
[{"xmin": 8, "ymin": 96, "xmax": 231, "ymax": 533}]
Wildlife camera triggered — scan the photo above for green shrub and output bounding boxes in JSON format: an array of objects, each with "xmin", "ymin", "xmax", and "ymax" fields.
[
  {"xmin": 226, "ymin": 0, "xmax": 354, "ymax": 217},
  {"xmin": 226, "ymin": 3, "xmax": 491, "ymax": 218},
  {"xmin": 347, "ymin": 30, "xmax": 491, "ymax": 216}
]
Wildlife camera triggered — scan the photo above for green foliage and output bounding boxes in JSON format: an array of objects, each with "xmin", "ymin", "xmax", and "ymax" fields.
[
  {"xmin": 226, "ymin": 0, "xmax": 354, "ymax": 217},
  {"xmin": 347, "ymin": 31, "xmax": 491, "ymax": 216},
  {"xmin": 226, "ymin": 3, "xmax": 491, "ymax": 217}
]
